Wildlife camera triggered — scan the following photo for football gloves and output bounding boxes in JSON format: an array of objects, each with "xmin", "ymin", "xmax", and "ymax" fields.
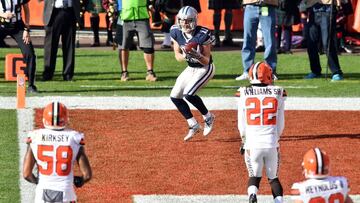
[
  {"xmin": 240, "ymin": 142, "xmax": 245, "ymax": 155},
  {"xmin": 180, "ymin": 46, "xmax": 202, "ymax": 63},
  {"xmin": 187, "ymin": 47, "xmax": 202, "ymax": 59},
  {"xmin": 74, "ymin": 176, "xmax": 85, "ymax": 188}
]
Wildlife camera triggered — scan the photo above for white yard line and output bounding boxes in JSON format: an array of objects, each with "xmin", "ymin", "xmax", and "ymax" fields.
[
  {"xmin": 1, "ymin": 96, "xmax": 360, "ymax": 110},
  {"xmin": 3, "ymin": 96, "xmax": 357, "ymax": 203},
  {"xmin": 133, "ymin": 194, "xmax": 360, "ymax": 203},
  {"xmin": 17, "ymin": 109, "xmax": 36, "ymax": 203}
]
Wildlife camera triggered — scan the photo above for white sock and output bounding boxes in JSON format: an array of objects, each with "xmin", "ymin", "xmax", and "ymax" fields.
[
  {"xmin": 162, "ymin": 33, "xmax": 171, "ymax": 46},
  {"xmin": 202, "ymin": 112, "xmax": 211, "ymax": 120},
  {"xmin": 186, "ymin": 117, "xmax": 197, "ymax": 127},
  {"xmin": 247, "ymin": 185, "xmax": 258, "ymax": 196},
  {"xmin": 274, "ymin": 196, "xmax": 283, "ymax": 203}
]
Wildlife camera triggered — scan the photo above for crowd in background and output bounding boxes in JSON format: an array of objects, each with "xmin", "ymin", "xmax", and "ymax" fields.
[{"xmin": 0, "ymin": 0, "xmax": 358, "ymax": 90}]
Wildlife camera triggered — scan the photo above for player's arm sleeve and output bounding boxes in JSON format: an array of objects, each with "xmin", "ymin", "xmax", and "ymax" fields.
[
  {"xmin": 74, "ymin": 132, "xmax": 85, "ymax": 146},
  {"xmin": 277, "ymin": 89, "xmax": 287, "ymax": 136},
  {"xmin": 200, "ymin": 28, "xmax": 215, "ymax": 45},
  {"xmin": 170, "ymin": 25, "xmax": 177, "ymax": 41},
  {"xmin": 237, "ymin": 93, "xmax": 246, "ymax": 140}
]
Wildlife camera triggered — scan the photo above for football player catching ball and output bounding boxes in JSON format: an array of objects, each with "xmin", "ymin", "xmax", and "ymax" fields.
[{"xmin": 170, "ymin": 6, "xmax": 216, "ymax": 141}]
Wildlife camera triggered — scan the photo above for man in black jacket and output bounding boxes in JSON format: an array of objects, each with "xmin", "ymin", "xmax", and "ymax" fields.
[{"xmin": 41, "ymin": 0, "xmax": 81, "ymax": 81}]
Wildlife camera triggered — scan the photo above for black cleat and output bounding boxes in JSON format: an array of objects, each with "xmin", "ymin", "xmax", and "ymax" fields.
[
  {"xmin": 249, "ymin": 194, "xmax": 257, "ymax": 203},
  {"xmin": 27, "ymin": 85, "xmax": 38, "ymax": 93}
]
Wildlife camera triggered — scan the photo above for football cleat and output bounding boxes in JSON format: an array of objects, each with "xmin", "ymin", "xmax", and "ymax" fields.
[
  {"xmin": 203, "ymin": 113, "xmax": 215, "ymax": 136},
  {"xmin": 184, "ymin": 123, "xmax": 201, "ymax": 141},
  {"xmin": 235, "ymin": 72, "xmax": 249, "ymax": 81},
  {"xmin": 146, "ymin": 70, "xmax": 157, "ymax": 82},
  {"xmin": 121, "ymin": 71, "xmax": 129, "ymax": 81},
  {"xmin": 249, "ymin": 194, "xmax": 257, "ymax": 203}
]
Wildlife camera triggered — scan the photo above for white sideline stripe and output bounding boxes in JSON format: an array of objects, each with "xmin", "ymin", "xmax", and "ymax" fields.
[
  {"xmin": 132, "ymin": 195, "xmax": 360, "ymax": 203},
  {"xmin": 79, "ymin": 85, "xmax": 318, "ymax": 89},
  {"xmin": 17, "ymin": 109, "xmax": 36, "ymax": 203},
  {"xmin": 11, "ymin": 97, "xmax": 359, "ymax": 203},
  {"xmin": 1, "ymin": 96, "xmax": 360, "ymax": 110}
]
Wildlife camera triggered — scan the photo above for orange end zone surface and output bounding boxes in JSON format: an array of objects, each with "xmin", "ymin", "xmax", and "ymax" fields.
[{"xmin": 34, "ymin": 110, "xmax": 360, "ymax": 203}]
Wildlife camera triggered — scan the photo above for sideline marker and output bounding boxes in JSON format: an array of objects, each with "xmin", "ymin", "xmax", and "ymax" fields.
[
  {"xmin": 17, "ymin": 73, "xmax": 26, "ymax": 109},
  {"xmin": 5, "ymin": 54, "xmax": 28, "ymax": 81}
]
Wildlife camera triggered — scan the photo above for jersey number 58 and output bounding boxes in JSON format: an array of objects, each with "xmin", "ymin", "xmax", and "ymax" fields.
[{"xmin": 37, "ymin": 145, "xmax": 73, "ymax": 176}]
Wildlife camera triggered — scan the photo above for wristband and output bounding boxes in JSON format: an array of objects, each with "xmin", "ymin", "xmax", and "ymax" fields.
[{"xmin": 24, "ymin": 27, "xmax": 30, "ymax": 32}]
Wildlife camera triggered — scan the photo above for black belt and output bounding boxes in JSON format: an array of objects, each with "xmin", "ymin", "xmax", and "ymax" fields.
[{"xmin": 54, "ymin": 7, "xmax": 72, "ymax": 10}]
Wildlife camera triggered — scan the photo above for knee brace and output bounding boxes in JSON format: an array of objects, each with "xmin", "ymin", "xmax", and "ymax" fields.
[
  {"xmin": 142, "ymin": 47, "xmax": 154, "ymax": 54},
  {"xmin": 248, "ymin": 177, "xmax": 261, "ymax": 188},
  {"xmin": 268, "ymin": 178, "xmax": 283, "ymax": 198}
]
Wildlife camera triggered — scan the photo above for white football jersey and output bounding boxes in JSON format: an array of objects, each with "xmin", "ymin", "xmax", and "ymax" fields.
[
  {"xmin": 237, "ymin": 85, "xmax": 287, "ymax": 149},
  {"xmin": 27, "ymin": 128, "xmax": 84, "ymax": 201},
  {"xmin": 291, "ymin": 176, "xmax": 350, "ymax": 203}
]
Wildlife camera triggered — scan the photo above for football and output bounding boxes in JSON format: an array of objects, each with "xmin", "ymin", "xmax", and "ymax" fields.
[{"xmin": 184, "ymin": 41, "xmax": 201, "ymax": 53}]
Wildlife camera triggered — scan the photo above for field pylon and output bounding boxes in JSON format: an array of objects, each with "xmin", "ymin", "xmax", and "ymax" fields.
[{"xmin": 17, "ymin": 73, "xmax": 26, "ymax": 109}]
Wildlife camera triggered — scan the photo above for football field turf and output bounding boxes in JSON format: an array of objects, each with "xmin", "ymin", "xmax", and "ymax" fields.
[{"xmin": 1, "ymin": 97, "xmax": 360, "ymax": 203}]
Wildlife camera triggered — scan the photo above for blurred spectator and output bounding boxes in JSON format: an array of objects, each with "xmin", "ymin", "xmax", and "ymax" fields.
[
  {"xmin": 153, "ymin": 0, "xmax": 181, "ymax": 49},
  {"xmin": 182, "ymin": 0, "xmax": 201, "ymax": 13},
  {"xmin": 102, "ymin": 0, "xmax": 117, "ymax": 46},
  {"xmin": 336, "ymin": 0, "xmax": 353, "ymax": 54},
  {"xmin": 0, "ymin": 33, "xmax": 10, "ymax": 47},
  {"xmin": 236, "ymin": 0, "xmax": 279, "ymax": 81},
  {"xmin": 120, "ymin": 0, "xmax": 157, "ymax": 82},
  {"xmin": 299, "ymin": 2, "xmax": 308, "ymax": 48},
  {"xmin": 150, "ymin": 0, "xmax": 201, "ymax": 49},
  {"xmin": 276, "ymin": 0, "xmax": 300, "ymax": 54},
  {"xmin": 86, "ymin": 0, "xmax": 113, "ymax": 46},
  {"xmin": 208, "ymin": 0, "xmax": 241, "ymax": 47},
  {"xmin": 0, "ymin": 0, "xmax": 37, "ymax": 92},
  {"xmin": 303, "ymin": 1, "xmax": 344, "ymax": 81},
  {"xmin": 41, "ymin": 0, "xmax": 81, "ymax": 81}
]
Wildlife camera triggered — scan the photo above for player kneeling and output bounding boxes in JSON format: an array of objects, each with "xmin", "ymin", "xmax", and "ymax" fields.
[
  {"xmin": 291, "ymin": 148, "xmax": 353, "ymax": 203},
  {"xmin": 23, "ymin": 102, "xmax": 92, "ymax": 203}
]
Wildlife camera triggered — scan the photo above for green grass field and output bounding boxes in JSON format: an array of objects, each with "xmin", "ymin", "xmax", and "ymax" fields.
[
  {"xmin": 1, "ymin": 48, "xmax": 360, "ymax": 97},
  {"xmin": 0, "ymin": 47, "xmax": 359, "ymax": 203},
  {"xmin": 0, "ymin": 110, "xmax": 20, "ymax": 203}
]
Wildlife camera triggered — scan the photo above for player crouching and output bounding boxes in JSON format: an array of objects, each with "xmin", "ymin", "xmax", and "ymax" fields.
[
  {"xmin": 291, "ymin": 148, "xmax": 353, "ymax": 203},
  {"xmin": 23, "ymin": 102, "xmax": 92, "ymax": 203}
]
